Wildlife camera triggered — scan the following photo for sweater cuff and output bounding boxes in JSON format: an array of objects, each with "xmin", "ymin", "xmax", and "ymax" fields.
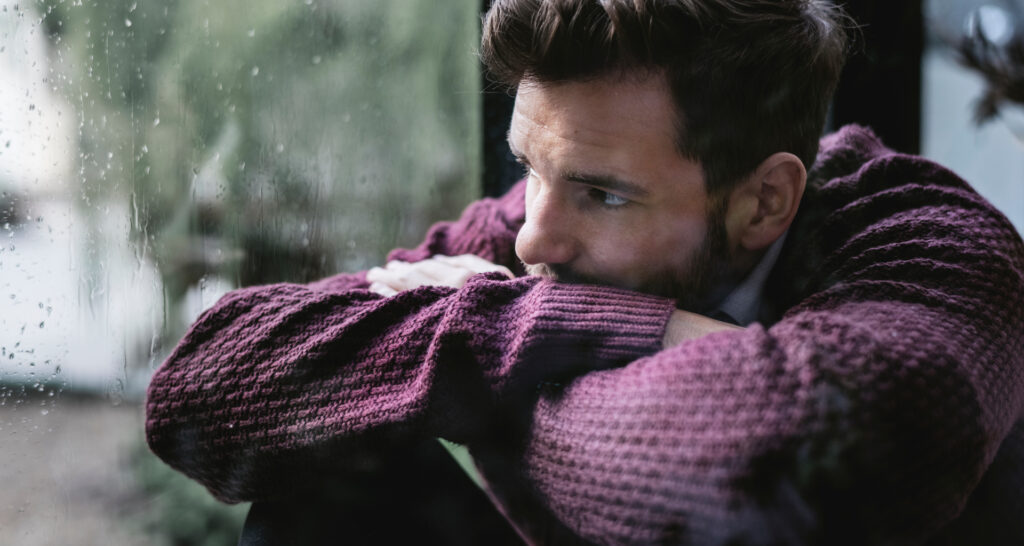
[{"xmin": 529, "ymin": 281, "xmax": 675, "ymax": 362}]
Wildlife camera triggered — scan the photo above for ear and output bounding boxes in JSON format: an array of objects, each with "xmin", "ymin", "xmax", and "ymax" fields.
[{"xmin": 724, "ymin": 152, "xmax": 807, "ymax": 251}]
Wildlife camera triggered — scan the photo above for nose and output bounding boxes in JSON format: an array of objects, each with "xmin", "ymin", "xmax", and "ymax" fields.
[{"xmin": 515, "ymin": 184, "xmax": 577, "ymax": 267}]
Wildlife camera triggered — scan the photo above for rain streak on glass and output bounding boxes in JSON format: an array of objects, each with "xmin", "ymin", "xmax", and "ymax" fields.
[{"xmin": 0, "ymin": 0, "xmax": 481, "ymax": 543}]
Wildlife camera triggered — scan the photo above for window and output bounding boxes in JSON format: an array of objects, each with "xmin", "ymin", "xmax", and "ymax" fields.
[{"xmin": 0, "ymin": 1, "xmax": 479, "ymax": 542}]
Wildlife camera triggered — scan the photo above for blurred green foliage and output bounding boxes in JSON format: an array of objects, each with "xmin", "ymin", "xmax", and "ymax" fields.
[
  {"xmin": 31, "ymin": 0, "xmax": 481, "ymax": 542},
  {"xmin": 36, "ymin": 0, "xmax": 481, "ymax": 340},
  {"xmin": 132, "ymin": 441, "xmax": 250, "ymax": 546}
]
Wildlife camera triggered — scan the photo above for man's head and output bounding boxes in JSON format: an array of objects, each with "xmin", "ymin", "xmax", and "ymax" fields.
[{"xmin": 483, "ymin": 0, "xmax": 848, "ymax": 310}]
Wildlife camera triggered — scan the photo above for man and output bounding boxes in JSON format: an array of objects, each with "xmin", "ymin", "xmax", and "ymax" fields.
[{"xmin": 146, "ymin": 0, "xmax": 1024, "ymax": 544}]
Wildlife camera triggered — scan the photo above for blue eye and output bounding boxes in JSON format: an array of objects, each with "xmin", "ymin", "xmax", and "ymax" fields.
[
  {"xmin": 602, "ymin": 192, "xmax": 629, "ymax": 206},
  {"xmin": 589, "ymin": 188, "xmax": 629, "ymax": 208}
]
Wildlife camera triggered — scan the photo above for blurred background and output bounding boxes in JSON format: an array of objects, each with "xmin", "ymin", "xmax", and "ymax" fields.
[{"xmin": 0, "ymin": 0, "xmax": 1022, "ymax": 544}]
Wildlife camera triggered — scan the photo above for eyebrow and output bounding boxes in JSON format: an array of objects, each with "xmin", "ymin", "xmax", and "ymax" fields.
[
  {"xmin": 564, "ymin": 171, "xmax": 650, "ymax": 198},
  {"xmin": 506, "ymin": 131, "xmax": 650, "ymax": 198}
]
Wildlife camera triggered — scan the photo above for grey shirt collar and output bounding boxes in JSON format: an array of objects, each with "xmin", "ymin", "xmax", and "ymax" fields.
[{"xmin": 715, "ymin": 230, "xmax": 788, "ymax": 326}]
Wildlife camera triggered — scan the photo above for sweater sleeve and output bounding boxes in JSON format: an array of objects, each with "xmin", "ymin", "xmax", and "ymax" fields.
[
  {"xmin": 145, "ymin": 179, "xmax": 676, "ymax": 502},
  {"xmin": 145, "ymin": 276, "xmax": 673, "ymax": 502},
  {"xmin": 147, "ymin": 135, "xmax": 1024, "ymax": 544},
  {"xmin": 475, "ymin": 149, "xmax": 1024, "ymax": 545}
]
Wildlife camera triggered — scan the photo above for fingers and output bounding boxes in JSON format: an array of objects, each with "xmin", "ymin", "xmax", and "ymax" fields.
[
  {"xmin": 393, "ymin": 258, "xmax": 457, "ymax": 283},
  {"xmin": 366, "ymin": 260, "xmax": 465, "ymax": 293},
  {"xmin": 386, "ymin": 260, "xmax": 447, "ymax": 286},
  {"xmin": 366, "ymin": 255, "xmax": 514, "ymax": 296},
  {"xmin": 367, "ymin": 280, "xmax": 398, "ymax": 297},
  {"xmin": 366, "ymin": 267, "xmax": 402, "ymax": 296},
  {"xmin": 432, "ymin": 254, "xmax": 514, "ymax": 279}
]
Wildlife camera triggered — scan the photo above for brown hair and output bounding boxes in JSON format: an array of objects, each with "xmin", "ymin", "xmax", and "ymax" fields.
[{"xmin": 481, "ymin": 0, "xmax": 850, "ymax": 196}]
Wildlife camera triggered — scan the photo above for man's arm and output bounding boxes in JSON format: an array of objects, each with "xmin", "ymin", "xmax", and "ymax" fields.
[
  {"xmin": 145, "ymin": 274, "xmax": 675, "ymax": 501},
  {"xmin": 470, "ymin": 145, "xmax": 1024, "ymax": 543},
  {"xmin": 145, "ymin": 178, "xmax": 677, "ymax": 502},
  {"xmin": 488, "ymin": 301, "xmax": 1015, "ymax": 545},
  {"xmin": 147, "ymin": 137, "xmax": 1024, "ymax": 543}
]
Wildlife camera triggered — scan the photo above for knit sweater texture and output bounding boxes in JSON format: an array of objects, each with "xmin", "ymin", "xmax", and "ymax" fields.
[{"xmin": 146, "ymin": 125, "xmax": 1024, "ymax": 545}]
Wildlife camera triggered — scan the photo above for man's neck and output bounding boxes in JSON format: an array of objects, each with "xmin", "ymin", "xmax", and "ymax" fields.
[{"xmin": 707, "ymin": 232, "xmax": 789, "ymax": 325}]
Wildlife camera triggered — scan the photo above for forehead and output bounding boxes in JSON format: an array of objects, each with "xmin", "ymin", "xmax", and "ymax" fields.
[
  {"xmin": 509, "ymin": 75, "xmax": 679, "ymax": 153},
  {"xmin": 508, "ymin": 73, "xmax": 705, "ymax": 198}
]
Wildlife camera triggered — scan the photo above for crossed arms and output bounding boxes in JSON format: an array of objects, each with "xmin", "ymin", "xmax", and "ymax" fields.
[{"xmin": 146, "ymin": 136, "xmax": 1024, "ymax": 544}]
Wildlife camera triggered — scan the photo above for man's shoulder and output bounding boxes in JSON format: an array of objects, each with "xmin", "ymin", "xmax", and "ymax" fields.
[
  {"xmin": 808, "ymin": 124, "xmax": 996, "ymax": 215},
  {"xmin": 811, "ymin": 124, "xmax": 946, "ymax": 191},
  {"xmin": 764, "ymin": 124, "xmax": 1024, "ymax": 321}
]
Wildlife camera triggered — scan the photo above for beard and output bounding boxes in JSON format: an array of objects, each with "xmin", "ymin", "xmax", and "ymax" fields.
[{"xmin": 524, "ymin": 199, "xmax": 733, "ymax": 313}]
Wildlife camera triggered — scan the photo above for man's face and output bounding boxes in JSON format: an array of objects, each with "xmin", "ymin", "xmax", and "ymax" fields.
[{"xmin": 509, "ymin": 73, "xmax": 732, "ymax": 310}]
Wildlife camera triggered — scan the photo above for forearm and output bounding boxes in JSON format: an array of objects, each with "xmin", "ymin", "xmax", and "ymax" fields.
[
  {"xmin": 482, "ymin": 301, "xmax": 1020, "ymax": 545},
  {"xmin": 145, "ymin": 275, "xmax": 674, "ymax": 502},
  {"xmin": 662, "ymin": 309, "xmax": 743, "ymax": 348}
]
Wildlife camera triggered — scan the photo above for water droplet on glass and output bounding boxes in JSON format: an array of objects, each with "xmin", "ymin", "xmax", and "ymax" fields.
[
  {"xmin": 124, "ymin": 18, "xmax": 132, "ymax": 27},
  {"xmin": 251, "ymin": 66, "xmax": 260, "ymax": 77},
  {"xmin": 152, "ymin": 117, "xmax": 160, "ymax": 127},
  {"xmin": 275, "ymin": 143, "xmax": 284, "ymax": 153},
  {"xmin": 40, "ymin": 409, "xmax": 48, "ymax": 416},
  {"xmin": 247, "ymin": 29, "xmax": 255, "ymax": 37},
  {"xmin": 312, "ymin": 55, "xmax": 322, "ymax": 65}
]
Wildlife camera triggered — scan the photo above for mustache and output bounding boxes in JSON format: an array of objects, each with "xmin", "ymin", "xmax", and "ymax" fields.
[{"xmin": 524, "ymin": 263, "xmax": 607, "ymax": 286}]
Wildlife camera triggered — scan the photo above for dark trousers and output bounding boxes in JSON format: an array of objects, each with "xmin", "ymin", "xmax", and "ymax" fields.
[{"xmin": 237, "ymin": 437, "xmax": 522, "ymax": 545}]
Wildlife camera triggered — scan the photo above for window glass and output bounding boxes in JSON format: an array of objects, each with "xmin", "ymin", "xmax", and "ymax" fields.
[
  {"xmin": 0, "ymin": 0, "xmax": 480, "ymax": 543},
  {"xmin": 923, "ymin": 0, "xmax": 1024, "ymax": 231}
]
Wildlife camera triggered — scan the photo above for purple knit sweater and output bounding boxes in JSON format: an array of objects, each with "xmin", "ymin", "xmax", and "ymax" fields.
[{"xmin": 146, "ymin": 126, "xmax": 1024, "ymax": 544}]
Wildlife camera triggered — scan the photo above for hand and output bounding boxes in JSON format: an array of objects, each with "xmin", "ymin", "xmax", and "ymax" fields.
[
  {"xmin": 366, "ymin": 254, "xmax": 514, "ymax": 296},
  {"xmin": 662, "ymin": 309, "xmax": 743, "ymax": 348}
]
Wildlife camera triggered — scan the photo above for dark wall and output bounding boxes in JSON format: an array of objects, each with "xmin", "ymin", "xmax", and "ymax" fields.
[
  {"xmin": 481, "ymin": 0, "xmax": 524, "ymax": 198},
  {"xmin": 482, "ymin": 85, "xmax": 521, "ymax": 198},
  {"xmin": 831, "ymin": 0, "xmax": 924, "ymax": 155}
]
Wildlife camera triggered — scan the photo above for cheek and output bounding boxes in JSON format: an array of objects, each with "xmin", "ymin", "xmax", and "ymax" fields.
[
  {"xmin": 659, "ymin": 215, "xmax": 710, "ymax": 251},
  {"xmin": 613, "ymin": 215, "xmax": 709, "ymax": 271}
]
